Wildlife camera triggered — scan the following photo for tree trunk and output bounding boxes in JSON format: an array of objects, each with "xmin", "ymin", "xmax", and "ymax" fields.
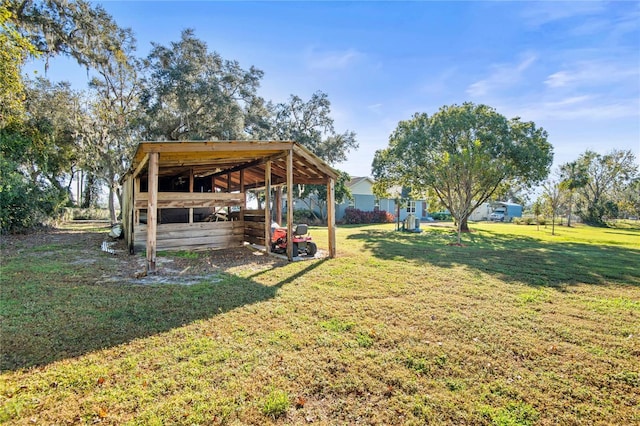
[
  {"xmin": 460, "ymin": 216, "xmax": 470, "ymax": 232},
  {"xmin": 82, "ymin": 174, "xmax": 98, "ymax": 208},
  {"xmin": 551, "ymin": 212, "xmax": 556, "ymax": 236},
  {"xmin": 108, "ymin": 183, "xmax": 117, "ymax": 224},
  {"xmin": 567, "ymin": 192, "xmax": 573, "ymax": 227},
  {"xmin": 116, "ymin": 186, "xmax": 123, "ymax": 219}
]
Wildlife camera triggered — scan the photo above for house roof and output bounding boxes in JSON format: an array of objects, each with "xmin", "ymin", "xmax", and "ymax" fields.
[
  {"xmin": 346, "ymin": 176, "xmax": 374, "ymax": 188},
  {"xmin": 122, "ymin": 140, "xmax": 339, "ymax": 190},
  {"xmin": 491, "ymin": 201, "xmax": 522, "ymax": 208}
]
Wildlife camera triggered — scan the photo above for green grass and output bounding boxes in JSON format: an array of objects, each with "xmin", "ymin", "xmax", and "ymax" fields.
[{"xmin": 1, "ymin": 221, "xmax": 639, "ymax": 424}]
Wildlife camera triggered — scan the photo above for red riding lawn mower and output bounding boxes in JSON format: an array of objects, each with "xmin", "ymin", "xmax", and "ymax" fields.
[{"xmin": 271, "ymin": 223, "xmax": 318, "ymax": 257}]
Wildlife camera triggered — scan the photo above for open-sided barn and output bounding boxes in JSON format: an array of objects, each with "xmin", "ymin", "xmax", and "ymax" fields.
[{"xmin": 120, "ymin": 141, "xmax": 338, "ymax": 272}]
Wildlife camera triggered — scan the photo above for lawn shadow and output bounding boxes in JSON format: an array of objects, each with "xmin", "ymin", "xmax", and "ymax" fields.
[
  {"xmin": 347, "ymin": 228, "xmax": 640, "ymax": 287},
  {"xmin": 1, "ymin": 234, "xmax": 325, "ymax": 371}
]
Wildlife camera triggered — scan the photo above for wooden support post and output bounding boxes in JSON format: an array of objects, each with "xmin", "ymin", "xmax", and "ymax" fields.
[
  {"xmin": 286, "ymin": 151, "xmax": 294, "ymax": 260},
  {"xmin": 264, "ymin": 161, "xmax": 271, "ymax": 253},
  {"xmin": 327, "ymin": 178, "xmax": 336, "ymax": 258},
  {"xmin": 227, "ymin": 172, "xmax": 232, "ymax": 217},
  {"xmin": 134, "ymin": 177, "xmax": 140, "ymax": 225},
  {"xmin": 275, "ymin": 187, "xmax": 283, "ymax": 226},
  {"xmin": 189, "ymin": 168, "xmax": 194, "ymax": 224},
  {"xmin": 239, "ymin": 169, "xmax": 245, "ymax": 221},
  {"xmin": 147, "ymin": 152, "xmax": 159, "ymax": 273}
]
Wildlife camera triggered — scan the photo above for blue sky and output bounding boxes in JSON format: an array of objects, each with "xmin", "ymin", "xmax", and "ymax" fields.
[{"xmin": 28, "ymin": 1, "xmax": 640, "ymax": 178}]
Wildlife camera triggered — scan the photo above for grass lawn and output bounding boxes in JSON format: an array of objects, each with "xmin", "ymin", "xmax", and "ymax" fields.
[{"xmin": 1, "ymin": 221, "xmax": 639, "ymax": 425}]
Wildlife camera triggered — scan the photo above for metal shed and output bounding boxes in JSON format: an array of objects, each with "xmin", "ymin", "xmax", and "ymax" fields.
[
  {"xmin": 490, "ymin": 201, "xmax": 523, "ymax": 222},
  {"xmin": 120, "ymin": 140, "xmax": 338, "ymax": 272}
]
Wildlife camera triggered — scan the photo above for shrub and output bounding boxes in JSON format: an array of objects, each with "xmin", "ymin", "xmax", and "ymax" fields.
[
  {"xmin": 61, "ymin": 208, "xmax": 111, "ymax": 221},
  {"xmin": 293, "ymin": 209, "xmax": 318, "ymax": 223},
  {"xmin": 282, "ymin": 209, "xmax": 322, "ymax": 225},
  {"xmin": 344, "ymin": 207, "xmax": 395, "ymax": 224},
  {"xmin": 0, "ymin": 157, "xmax": 68, "ymax": 234},
  {"xmin": 431, "ymin": 212, "xmax": 452, "ymax": 221}
]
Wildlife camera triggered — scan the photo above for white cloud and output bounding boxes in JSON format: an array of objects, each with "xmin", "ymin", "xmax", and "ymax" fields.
[
  {"xmin": 504, "ymin": 96, "xmax": 639, "ymax": 122},
  {"xmin": 367, "ymin": 103, "xmax": 383, "ymax": 114},
  {"xmin": 521, "ymin": 2, "xmax": 607, "ymax": 27},
  {"xmin": 304, "ymin": 47, "xmax": 363, "ymax": 71},
  {"xmin": 545, "ymin": 60, "xmax": 639, "ymax": 89},
  {"xmin": 466, "ymin": 53, "xmax": 537, "ymax": 97}
]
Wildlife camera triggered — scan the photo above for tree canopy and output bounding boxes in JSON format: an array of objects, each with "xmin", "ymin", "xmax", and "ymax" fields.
[
  {"xmin": 372, "ymin": 102, "xmax": 553, "ymax": 243},
  {"xmin": 573, "ymin": 149, "xmax": 638, "ymax": 225},
  {"xmin": 2, "ymin": 0, "xmax": 136, "ymax": 231},
  {"xmin": 2, "ymin": 2, "xmax": 357, "ymax": 232},
  {"xmin": 269, "ymin": 92, "xmax": 358, "ymax": 165},
  {"xmin": 140, "ymin": 29, "xmax": 264, "ymax": 141},
  {"xmin": 7, "ymin": 0, "xmax": 128, "ymax": 71},
  {"xmin": 267, "ymin": 92, "xmax": 358, "ymax": 222}
]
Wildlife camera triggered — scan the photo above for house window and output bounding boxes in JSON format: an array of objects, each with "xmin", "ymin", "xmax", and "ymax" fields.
[
  {"xmin": 406, "ymin": 200, "xmax": 416, "ymax": 213},
  {"xmin": 374, "ymin": 198, "xmax": 380, "ymax": 211}
]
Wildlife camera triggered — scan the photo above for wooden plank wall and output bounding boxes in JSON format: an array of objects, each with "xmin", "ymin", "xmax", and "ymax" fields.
[
  {"xmin": 243, "ymin": 209, "xmax": 266, "ymax": 246},
  {"xmin": 135, "ymin": 192, "xmax": 245, "ymax": 209},
  {"xmin": 134, "ymin": 221, "xmax": 244, "ymax": 252}
]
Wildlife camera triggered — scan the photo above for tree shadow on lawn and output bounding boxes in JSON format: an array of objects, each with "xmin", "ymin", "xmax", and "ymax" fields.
[
  {"xmin": 347, "ymin": 228, "xmax": 640, "ymax": 287},
  {"xmin": 0, "ymin": 250, "xmax": 325, "ymax": 372}
]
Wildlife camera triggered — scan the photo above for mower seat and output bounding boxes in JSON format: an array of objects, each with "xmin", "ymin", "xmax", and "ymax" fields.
[{"xmin": 293, "ymin": 224, "xmax": 308, "ymax": 235}]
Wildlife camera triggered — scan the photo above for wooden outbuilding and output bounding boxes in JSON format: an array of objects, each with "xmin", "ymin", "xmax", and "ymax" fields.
[{"xmin": 120, "ymin": 141, "xmax": 338, "ymax": 273}]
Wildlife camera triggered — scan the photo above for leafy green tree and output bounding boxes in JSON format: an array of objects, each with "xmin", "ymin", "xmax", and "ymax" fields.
[
  {"xmin": 297, "ymin": 170, "xmax": 352, "ymax": 222},
  {"xmin": 265, "ymin": 92, "xmax": 357, "ymax": 223},
  {"xmin": 574, "ymin": 150, "xmax": 638, "ymax": 225},
  {"xmin": 532, "ymin": 199, "xmax": 542, "ymax": 231},
  {"xmin": 8, "ymin": 0, "xmax": 127, "ymax": 71},
  {"xmin": 3, "ymin": 0, "xmax": 133, "ymax": 229},
  {"xmin": 269, "ymin": 92, "xmax": 358, "ymax": 165},
  {"xmin": 372, "ymin": 103, "xmax": 553, "ymax": 244},
  {"xmin": 0, "ymin": 3, "xmax": 38, "ymax": 127},
  {"xmin": 81, "ymin": 28, "xmax": 141, "ymax": 222},
  {"xmin": 141, "ymin": 29, "xmax": 264, "ymax": 141},
  {"xmin": 2, "ymin": 79, "xmax": 82, "ymax": 193},
  {"xmin": 0, "ymin": 78, "xmax": 84, "ymax": 231},
  {"xmin": 541, "ymin": 175, "xmax": 565, "ymax": 236},
  {"xmin": 559, "ymin": 160, "xmax": 588, "ymax": 227},
  {"xmin": 493, "ymin": 182, "xmax": 530, "ymax": 206},
  {"xmin": 617, "ymin": 178, "xmax": 640, "ymax": 219}
]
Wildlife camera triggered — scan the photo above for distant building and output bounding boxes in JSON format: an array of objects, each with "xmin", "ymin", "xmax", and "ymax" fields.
[
  {"xmin": 336, "ymin": 177, "xmax": 429, "ymax": 222},
  {"xmin": 490, "ymin": 201, "xmax": 523, "ymax": 222},
  {"xmin": 469, "ymin": 202, "xmax": 492, "ymax": 221}
]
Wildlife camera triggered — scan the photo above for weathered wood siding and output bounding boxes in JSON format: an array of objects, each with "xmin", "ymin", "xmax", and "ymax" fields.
[
  {"xmin": 134, "ymin": 192, "xmax": 245, "ymax": 209},
  {"xmin": 243, "ymin": 209, "xmax": 266, "ymax": 246},
  {"xmin": 134, "ymin": 221, "xmax": 244, "ymax": 252}
]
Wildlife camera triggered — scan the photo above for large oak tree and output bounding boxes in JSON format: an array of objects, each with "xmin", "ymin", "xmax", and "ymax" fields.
[
  {"xmin": 372, "ymin": 102, "xmax": 553, "ymax": 244},
  {"xmin": 573, "ymin": 149, "xmax": 638, "ymax": 225},
  {"xmin": 140, "ymin": 29, "xmax": 263, "ymax": 141}
]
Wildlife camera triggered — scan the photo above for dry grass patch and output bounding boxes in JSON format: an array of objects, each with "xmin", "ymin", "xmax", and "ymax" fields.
[{"xmin": 1, "ymin": 221, "xmax": 639, "ymax": 424}]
